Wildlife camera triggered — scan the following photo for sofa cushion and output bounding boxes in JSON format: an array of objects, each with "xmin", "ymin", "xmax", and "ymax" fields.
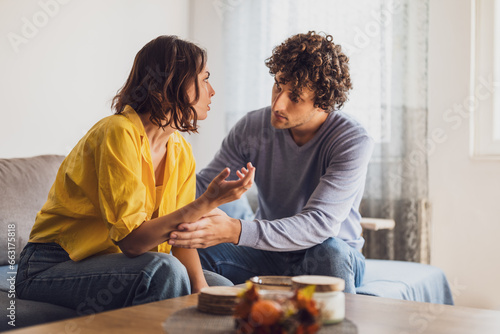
[
  {"xmin": 356, "ymin": 259, "xmax": 454, "ymax": 305},
  {"xmin": 0, "ymin": 155, "xmax": 65, "ymax": 265}
]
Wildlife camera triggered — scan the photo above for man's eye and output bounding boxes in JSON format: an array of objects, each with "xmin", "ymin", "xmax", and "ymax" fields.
[{"xmin": 290, "ymin": 93, "xmax": 300, "ymax": 103}]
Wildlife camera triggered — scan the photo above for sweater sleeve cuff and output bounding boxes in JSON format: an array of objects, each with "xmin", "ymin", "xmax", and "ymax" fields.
[{"xmin": 237, "ymin": 219, "xmax": 259, "ymax": 248}]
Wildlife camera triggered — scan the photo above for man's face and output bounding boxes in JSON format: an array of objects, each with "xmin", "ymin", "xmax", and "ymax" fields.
[{"xmin": 270, "ymin": 74, "xmax": 325, "ymax": 131}]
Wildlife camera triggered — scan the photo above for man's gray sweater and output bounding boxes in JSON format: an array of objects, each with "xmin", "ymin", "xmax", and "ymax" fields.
[{"xmin": 196, "ymin": 106, "xmax": 373, "ymax": 251}]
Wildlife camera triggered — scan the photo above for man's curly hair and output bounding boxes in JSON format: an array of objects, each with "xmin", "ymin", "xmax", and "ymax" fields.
[{"xmin": 265, "ymin": 31, "xmax": 352, "ymax": 112}]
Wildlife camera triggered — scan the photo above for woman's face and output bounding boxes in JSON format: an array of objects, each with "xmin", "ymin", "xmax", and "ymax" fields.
[{"xmin": 188, "ymin": 64, "xmax": 215, "ymax": 120}]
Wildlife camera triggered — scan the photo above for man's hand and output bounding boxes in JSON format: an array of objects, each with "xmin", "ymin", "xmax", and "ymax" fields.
[{"xmin": 168, "ymin": 208, "xmax": 242, "ymax": 248}]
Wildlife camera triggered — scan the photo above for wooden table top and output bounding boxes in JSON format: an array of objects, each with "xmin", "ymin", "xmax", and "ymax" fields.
[{"xmin": 7, "ymin": 293, "xmax": 500, "ymax": 334}]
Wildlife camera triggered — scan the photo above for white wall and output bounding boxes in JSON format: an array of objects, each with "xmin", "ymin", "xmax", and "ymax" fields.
[
  {"xmin": 429, "ymin": 0, "xmax": 500, "ymax": 310},
  {"xmin": 185, "ymin": 0, "xmax": 227, "ymax": 171},
  {"xmin": 0, "ymin": 0, "xmax": 189, "ymax": 158}
]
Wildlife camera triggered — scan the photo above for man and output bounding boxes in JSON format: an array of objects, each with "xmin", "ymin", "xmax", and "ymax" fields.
[{"xmin": 168, "ymin": 31, "xmax": 373, "ymax": 293}]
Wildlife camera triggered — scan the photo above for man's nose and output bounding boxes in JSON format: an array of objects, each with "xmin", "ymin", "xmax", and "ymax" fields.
[{"xmin": 272, "ymin": 91, "xmax": 286, "ymax": 111}]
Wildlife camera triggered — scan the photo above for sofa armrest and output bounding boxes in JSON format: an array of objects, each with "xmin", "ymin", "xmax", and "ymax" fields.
[{"xmin": 360, "ymin": 218, "xmax": 395, "ymax": 231}]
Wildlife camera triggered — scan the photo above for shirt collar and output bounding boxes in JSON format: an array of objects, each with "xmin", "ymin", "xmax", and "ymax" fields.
[
  {"xmin": 121, "ymin": 105, "xmax": 147, "ymax": 138},
  {"xmin": 121, "ymin": 105, "xmax": 183, "ymax": 149}
]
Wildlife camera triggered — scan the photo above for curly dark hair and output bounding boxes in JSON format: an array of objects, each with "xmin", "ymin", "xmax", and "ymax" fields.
[
  {"xmin": 112, "ymin": 35, "xmax": 206, "ymax": 133},
  {"xmin": 265, "ymin": 31, "xmax": 352, "ymax": 112}
]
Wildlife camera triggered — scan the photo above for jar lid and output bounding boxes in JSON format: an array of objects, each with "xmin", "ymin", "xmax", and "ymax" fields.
[{"xmin": 291, "ymin": 275, "xmax": 345, "ymax": 292}]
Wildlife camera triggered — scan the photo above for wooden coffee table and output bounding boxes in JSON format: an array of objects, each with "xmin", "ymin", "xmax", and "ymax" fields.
[{"xmin": 7, "ymin": 293, "xmax": 500, "ymax": 334}]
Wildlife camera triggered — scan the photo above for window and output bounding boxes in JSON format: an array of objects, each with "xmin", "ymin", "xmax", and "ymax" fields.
[{"xmin": 471, "ymin": 0, "xmax": 500, "ymax": 157}]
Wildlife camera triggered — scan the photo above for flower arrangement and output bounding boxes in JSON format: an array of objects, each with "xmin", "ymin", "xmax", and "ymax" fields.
[{"xmin": 234, "ymin": 282, "xmax": 321, "ymax": 334}]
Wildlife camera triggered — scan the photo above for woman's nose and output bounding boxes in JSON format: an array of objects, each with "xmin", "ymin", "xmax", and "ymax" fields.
[{"xmin": 209, "ymin": 82, "xmax": 215, "ymax": 97}]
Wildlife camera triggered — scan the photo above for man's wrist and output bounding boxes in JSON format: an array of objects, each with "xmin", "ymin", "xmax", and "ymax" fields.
[{"xmin": 230, "ymin": 217, "xmax": 242, "ymax": 244}]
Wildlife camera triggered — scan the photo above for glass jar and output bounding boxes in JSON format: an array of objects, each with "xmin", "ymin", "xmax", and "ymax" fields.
[{"xmin": 291, "ymin": 275, "xmax": 345, "ymax": 325}]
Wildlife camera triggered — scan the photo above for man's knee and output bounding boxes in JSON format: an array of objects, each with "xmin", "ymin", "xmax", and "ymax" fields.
[
  {"xmin": 300, "ymin": 238, "xmax": 355, "ymax": 275},
  {"xmin": 197, "ymin": 244, "xmax": 237, "ymax": 272},
  {"xmin": 310, "ymin": 238, "xmax": 352, "ymax": 263},
  {"xmin": 203, "ymin": 270, "xmax": 233, "ymax": 286}
]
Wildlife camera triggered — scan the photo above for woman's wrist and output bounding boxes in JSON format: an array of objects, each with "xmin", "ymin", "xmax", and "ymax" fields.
[
  {"xmin": 198, "ymin": 192, "xmax": 222, "ymax": 210},
  {"xmin": 191, "ymin": 277, "xmax": 209, "ymax": 294}
]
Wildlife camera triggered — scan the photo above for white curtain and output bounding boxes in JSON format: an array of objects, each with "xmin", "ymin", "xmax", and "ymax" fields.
[{"xmin": 221, "ymin": 0, "xmax": 430, "ymax": 263}]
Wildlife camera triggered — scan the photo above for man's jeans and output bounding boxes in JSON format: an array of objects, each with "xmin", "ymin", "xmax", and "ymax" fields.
[
  {"xmin": 198, "ymin": 237, "xmax": 365, "ymax": 294},
  {"xmin": 16, "ymin": 242, "xmax": 231, "ymax": 313}
]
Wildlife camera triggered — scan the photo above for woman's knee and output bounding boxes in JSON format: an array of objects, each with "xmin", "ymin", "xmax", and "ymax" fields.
[
  {"xmin": 141, "ymin": 252, "xmax": 189, "ymax": 280},
  {"xmin": 137, "ymin": 253, "xmax": 191, "ymax": 296}
]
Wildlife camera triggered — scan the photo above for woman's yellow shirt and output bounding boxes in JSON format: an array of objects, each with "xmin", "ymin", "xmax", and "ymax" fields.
[{"xmin": 29, "ymin": 106, "xmax": 196, "ymax": 261}]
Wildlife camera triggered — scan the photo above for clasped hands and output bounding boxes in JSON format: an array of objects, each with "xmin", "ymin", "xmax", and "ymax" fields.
[{"xmin": 168, "ymin": 162, "xmax": 255, "ymax": 248}]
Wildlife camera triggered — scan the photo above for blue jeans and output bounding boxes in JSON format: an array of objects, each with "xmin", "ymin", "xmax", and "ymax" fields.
[
  {"xmin": 16, "ymin": 242, "xmax": 232, "ymax": 314},
  {"xmin": 198, "ymin": 237, "xmax": 365, "ymax": 294}
]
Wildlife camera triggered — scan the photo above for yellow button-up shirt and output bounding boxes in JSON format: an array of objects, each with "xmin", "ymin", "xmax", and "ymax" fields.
[{"xmin": 29, "ymin": 106, "xmax": 196, "ymax": 261}]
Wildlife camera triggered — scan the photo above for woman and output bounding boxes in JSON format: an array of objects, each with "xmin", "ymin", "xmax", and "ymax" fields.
[{"xmin": 15, "ymin": 35, "xmax": 254, "ymax": 312}]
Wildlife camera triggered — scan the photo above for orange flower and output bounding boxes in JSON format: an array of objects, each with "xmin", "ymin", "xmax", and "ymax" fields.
[
  {"xmin": 234, "ymin": 300, "xmax": 253, "ymax": 319},
  {"xmin": 249, "ymin": 300, "xmax": 283, "ymax": 326},
  {"xmin": 305, "ymin": 323, "xmax": 320, "ymax": 334}
]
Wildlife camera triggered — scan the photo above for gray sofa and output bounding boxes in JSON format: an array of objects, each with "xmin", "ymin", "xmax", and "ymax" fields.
[{"xmin": 0, "ymin": 155, "xmax": 77, "ymax": 331}]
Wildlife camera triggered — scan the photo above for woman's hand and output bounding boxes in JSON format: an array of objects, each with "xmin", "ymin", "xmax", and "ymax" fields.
[{"xmin": 201, "ymin": 162, "xmax": 255, "ymax": 207}]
